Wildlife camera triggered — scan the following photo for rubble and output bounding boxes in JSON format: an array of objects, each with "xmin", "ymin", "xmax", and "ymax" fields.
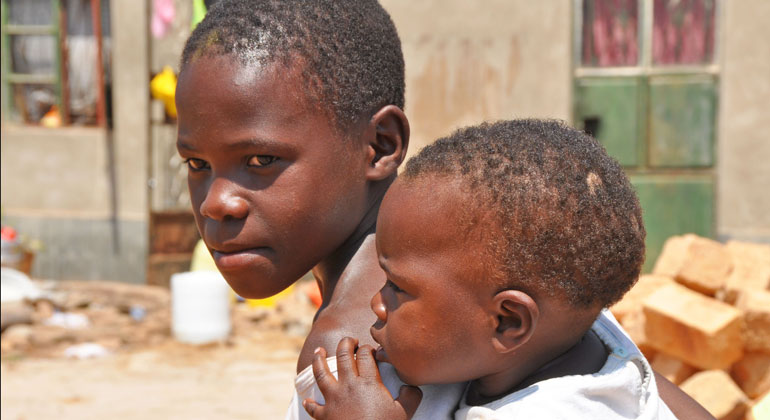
[
  {"xmin": 651, "ymin": 352, "xmax": 697, "ymax": 385},
  {"xmin": 653, "ymin": 234, "xmax": 733, "ymax": 296},
  {"xmin": 0, "ymin": 279, "xmax": 316, "ymax": 359},
  {"xmin": 732, "ymin": 352, "xmax": 770, "ymax": 399},
  {"xmin": 644, "ymin": 283, "xmax": 744, "ymax": 370},
  {"xmin": 610, "ymin": 234, "xmax": 770, "ymax": 419},
  {"xmin": 680, "ymin": 370, "xmax": 749, "ymax": 420}
]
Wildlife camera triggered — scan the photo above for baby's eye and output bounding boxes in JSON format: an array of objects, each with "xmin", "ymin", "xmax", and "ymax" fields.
[
  {"xmin": 248, "ymin": 155, "xmax": 279, "ymax": 167},
  {"xmin": 386, "ymin": 280, "xmax": 405, "ymax": 294},
  {"xmin": 185, "ymin": 158, "xmax": 209, "ymax": 171}
]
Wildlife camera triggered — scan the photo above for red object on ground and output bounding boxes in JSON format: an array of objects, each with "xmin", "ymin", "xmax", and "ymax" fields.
[
  {"xmin": 1, "ymin": 226, "xmax": 17, "ymax": 241},
  {"xmin": 304, "ymin": 281, "xmax": 322, "ymax": 308}
]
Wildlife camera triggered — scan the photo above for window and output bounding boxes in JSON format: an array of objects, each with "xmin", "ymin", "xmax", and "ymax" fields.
[
  {"xmin": 573, "ymin": 0, "xmax": 719, "ymax": 270},
  {"xmin": 1, "ymin": 0, "xmax": 111, "ymax": 127}
]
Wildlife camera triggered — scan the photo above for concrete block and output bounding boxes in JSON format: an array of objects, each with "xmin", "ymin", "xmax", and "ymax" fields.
[
  {"xmin": 611, "ymin": 274, "xmax": 674, "ymax": 323},
  {"xmin": 680, "ymin": 370, "xmax": 748, "ymax": 420},
  {"xmin": 718, "ymin": 241, "xmax": 770, "ymax": 304},
  {"xmin": 643, "ymin": 283, "xmax": 744, "ymax": 370},
  {"xmin": 735, "ymin": 290, "xmax": 770, "ymax": 353},
  {"xmin": 651, "ymin": 352, "xmax": 698, "ymax": 385},
  {"xmin": 653, "ymin": 234, "xmax": 732, "ymax": 296},
  {"xmin": 619, "ymin": 309, "xmax": 657, "ymax": 360},
  {"xmin": 732, "ymin": 352, "xmax": 770, "ymax": 399}
]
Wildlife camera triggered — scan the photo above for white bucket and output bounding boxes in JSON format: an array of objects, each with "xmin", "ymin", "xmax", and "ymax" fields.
[{"xmin": 171, "ymin": 271, "xmax": 232, "ymax": 344}]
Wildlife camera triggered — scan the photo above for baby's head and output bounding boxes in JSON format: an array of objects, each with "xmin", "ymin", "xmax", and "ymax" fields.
[
  {"xmin": 176, "ymin": 0, "xmax": 409, "ymax": 298},
  {"xmin": 370, "ymin": 119, "xmax": 645, "ymax": 386}
]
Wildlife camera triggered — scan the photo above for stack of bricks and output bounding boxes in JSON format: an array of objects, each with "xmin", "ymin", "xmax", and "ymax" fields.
[{"xmin": 610, "ymin": 234, "xmax": 770, "ymax": 420}]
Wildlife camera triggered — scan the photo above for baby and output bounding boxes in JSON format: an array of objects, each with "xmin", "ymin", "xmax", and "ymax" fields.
[{"xmin": 304, "ymin": 119, "xmax": 677, "ymax": 419}]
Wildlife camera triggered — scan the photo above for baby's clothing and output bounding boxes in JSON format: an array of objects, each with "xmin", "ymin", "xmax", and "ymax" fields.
[
  {"xmin": 454, "ymin": 311, "xmax": 677, "ymax": 420},
  {"xmin": 285, "ymin": 357, "xmax": 466, "ymax": 420}
]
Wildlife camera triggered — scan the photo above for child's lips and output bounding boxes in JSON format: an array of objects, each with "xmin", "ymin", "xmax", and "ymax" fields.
[{"xmin": 212, "ymin": 247, "xmax": 272, "ymax": 271}]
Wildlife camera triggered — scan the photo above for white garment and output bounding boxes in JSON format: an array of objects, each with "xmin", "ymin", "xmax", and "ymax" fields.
[
  {"xmin": 285, "ymin": 357, "xmax": 466, "ymax": 420},
  {"xmin": 454, "ymin": 311, "xmax": 678, "ymax": 420}
]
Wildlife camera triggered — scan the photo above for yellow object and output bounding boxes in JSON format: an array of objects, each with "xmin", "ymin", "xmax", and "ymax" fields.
[
  {"xmin": 191, "ymin": 0, "xmax": 207, "ymax": 30},
  {"xmin": 150, "ymin": 66, "xmax": 178, "ymax": 118},
  {"xmin": 41, "ymin": 105, "xmax": 61, "ymax": 128},
  {"xmin": 190, "ymin": 239, "xmax": 293, "ymax": 307}
]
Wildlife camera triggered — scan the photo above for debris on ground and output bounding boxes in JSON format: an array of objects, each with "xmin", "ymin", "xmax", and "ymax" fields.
[
  {"xmin": 611, "ymin": 235, "xmax": 770, "ymax": 420},
  {"xmin": 0, "ymin": 278, "xmax": 317, "ymax": 359}
]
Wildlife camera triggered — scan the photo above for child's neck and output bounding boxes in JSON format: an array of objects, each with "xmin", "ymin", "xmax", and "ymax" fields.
[
  {"xmin": 311, "ymin": 180, "xmax": 391, "ymax": 298},
  {"xmin": 466, "ymin": 329, "xmax": 608, "ymax": 406}
]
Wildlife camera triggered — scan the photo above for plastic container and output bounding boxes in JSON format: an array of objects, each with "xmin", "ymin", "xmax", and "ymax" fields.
[{"xmin": 171, "ymin": 271, "xmax": 232, "ymax": 344}]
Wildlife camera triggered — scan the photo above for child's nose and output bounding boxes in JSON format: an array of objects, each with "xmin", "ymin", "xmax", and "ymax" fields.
[
  {"xmin": 199, "ymin": 178, "xmax": 249, "ymax": 221},
  {"xmin": 370, "ymin": 288, "xmax": 387, "ymax": 322}
]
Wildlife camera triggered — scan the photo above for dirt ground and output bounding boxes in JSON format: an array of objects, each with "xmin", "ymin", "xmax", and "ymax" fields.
[{"xmin": 1, "ymin": 280, "xmax": 315, "ymax": 420}]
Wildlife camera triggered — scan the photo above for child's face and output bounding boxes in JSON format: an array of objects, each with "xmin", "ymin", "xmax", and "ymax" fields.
[
  {"xmin": 176, "ymin": 56, "xmax": 372, "ymax": 298},
  {"xmin": 370, "ymin": 177, "xmax": 501, "ymax": 386}
]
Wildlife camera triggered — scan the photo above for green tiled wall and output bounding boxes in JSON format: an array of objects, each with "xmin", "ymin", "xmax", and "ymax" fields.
[
  {"xmin": 648, "ymin": 76, "xmax": 717, "ymax": 168},
  {"xmin": 575, "ymin": 77, "xmax": 642, "ymax": 167},
  {"xmin": 631, "ymin": 175, "xmax": 714, "ymax": 272}
]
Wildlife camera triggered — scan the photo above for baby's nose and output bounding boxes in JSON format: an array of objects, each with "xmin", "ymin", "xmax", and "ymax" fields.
[
  {"xmin": 370, "ymin": 289, "xmax": 387, "ymax": 322},
  {"xmin": 199, "ymin": 178, "xmax": 249, "ymax": 221}
]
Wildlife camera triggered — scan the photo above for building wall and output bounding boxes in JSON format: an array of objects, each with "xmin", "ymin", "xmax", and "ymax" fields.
[
  {"xmin": 0, "ymin": 0, "xmax": 149, "ymax": 282},
  {"xmin": 717, "ymin": 0, "xmax": 770, "ymax": 243},
  {"xmin": 2, "ymin": 0, "xmax": 767, "ymax": 283},
  {"xmin": 381, "ymin": 0, "xmax": 573, "ymax": 159}
]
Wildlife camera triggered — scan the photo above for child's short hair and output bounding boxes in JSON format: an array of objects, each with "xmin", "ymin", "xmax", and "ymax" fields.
[
  {"xmin": 403, "ymin": 119, "xmax": 645, "ymax": 309},
  {"xmin": 181, "ymin": 0, "xmax": 404, "ymax": 130}
]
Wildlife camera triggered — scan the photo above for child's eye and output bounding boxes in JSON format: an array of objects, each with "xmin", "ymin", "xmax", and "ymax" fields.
[
  {"xmin": 185, "ymin": 158, "xmax": 209, "ymax": 171},
  {"xmin": 248, "ymin": 155, "xmax": 279, "ymax": 167}
]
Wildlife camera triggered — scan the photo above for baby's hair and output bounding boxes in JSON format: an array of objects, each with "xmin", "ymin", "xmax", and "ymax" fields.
[
  {"xmin": 404, "ymin": 119, "xmax": 645, "ymax": 308},
  {"xmin": 180, "ymin": 0, "xmax": 404, "ymax": 131}
]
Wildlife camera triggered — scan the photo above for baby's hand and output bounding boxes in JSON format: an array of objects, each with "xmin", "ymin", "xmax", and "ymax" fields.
[{"xmin": 302, "ymin": 337, "xmax": 422, "ymax": 420}]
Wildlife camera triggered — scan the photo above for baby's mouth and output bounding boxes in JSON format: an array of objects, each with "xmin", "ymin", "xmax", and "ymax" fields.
[{"xmin": 374, "ymin": 345, "xmax": 389, "ymax": 363}]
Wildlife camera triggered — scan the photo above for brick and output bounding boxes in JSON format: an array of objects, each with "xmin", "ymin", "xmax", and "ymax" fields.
[
  {"xmin": 619, "ymin": 309, "xmax": 657, "ymax": 360},
  {"xmin": 651, "ymin": 352, "xmax": 698, "ymax": 385},
  {"xmin": 732, "ymin": 352, "xmax": 770, "ymax": 399},
  {"xmin": 718, "ymin": 241, "xmax": 770, "ymax": 304},
  {"xmin": 681, "ymin": 370, "xmax": 748, "ymax": 420},
  {"xmin": 653, "ymin": 234, "xmax": 732, "ymax": 296},
  {"xmin": 643, "ymin": 283, "xmax": 744, "ymax": 370},
  {"xmin": 735, "ymin": 290, "xmax": 770, "ymax": 353},
  {"xmin": 611, "ymin": 274, "xmax": 674, "ymax": 323}
]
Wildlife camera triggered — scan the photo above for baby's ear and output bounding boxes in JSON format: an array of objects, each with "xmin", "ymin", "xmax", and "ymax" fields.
[
  {"xmin": 491, "ymin": 290, "xmax": 539, "ymax": 354},
  {"xmin": 365, "ymin": 105, "xmax": 409, "ymax": 181}
]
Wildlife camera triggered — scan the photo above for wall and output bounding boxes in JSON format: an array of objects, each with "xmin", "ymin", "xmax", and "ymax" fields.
[
  {"xmin": 0, "ymin": 0, "xmax": 150, "ymax": 282},
  {"xmin": 717, "ymin": 0, "xmax": 770, "ymax": 243},
  {"xmin": 381, "ymin": 0, "xmax": 573, "ymax": 159}
]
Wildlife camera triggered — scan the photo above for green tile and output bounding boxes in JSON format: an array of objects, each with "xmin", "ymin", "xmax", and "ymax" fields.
[
  {"xmin": 575, "ymin": 77, "xmax": 642, "ymax": 167},
  {"xmin": 648, "ymin": 76, "xmax": 716, "ymax": 167},
  {"xmin": 631, "ymin": 175, "xmax": 714, "ymax": 272}
]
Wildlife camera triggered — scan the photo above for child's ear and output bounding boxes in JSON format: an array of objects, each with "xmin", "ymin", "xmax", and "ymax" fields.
[
  {"xmin": 491, "ymin": 290, "xmax": 539, "ymax": 354},
  {"xmin": 365, "ymin": 105, "xmax": 409, "ymax": 181}
]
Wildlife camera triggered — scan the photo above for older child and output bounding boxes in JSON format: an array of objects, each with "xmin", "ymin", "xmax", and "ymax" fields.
[
  {"xmin": 304, "ymin": 120, "xmax": 678, "ymax": 419},
  {"xmin": 176, "ymin": 1, "xmax": 711, "ymax": 419},
  {"xmin": 175, "ymin": 1, "xmax": 465, "ymax": 418}
]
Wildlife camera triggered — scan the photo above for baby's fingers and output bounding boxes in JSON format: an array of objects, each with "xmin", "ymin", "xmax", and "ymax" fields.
[
  {"xmin": 302, "ymin": 398, "xmax": 326, "ymax": 419},
  {"xmin": 335, "ymin": 337, "xmax": 360, "ymax": 379},
  {"xmin": 311, "ymin": 347, "xmax": 337, "ymax": 394},
  {"xmin": 395, "ymin": 385, "xmax": 423, "ymax": 420},
  {"xmin": 354, "ymin": 345, "xmax": 381, "ymax": 380}
]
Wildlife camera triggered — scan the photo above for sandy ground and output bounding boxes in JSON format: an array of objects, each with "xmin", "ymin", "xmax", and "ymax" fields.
[
  {"xmin": 0, "ymin": 279, "xmax": 318, "ymax": 420},
  {"xmin": 1, "ymin": 329, "xmax": 303, "ymax": 420}
]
